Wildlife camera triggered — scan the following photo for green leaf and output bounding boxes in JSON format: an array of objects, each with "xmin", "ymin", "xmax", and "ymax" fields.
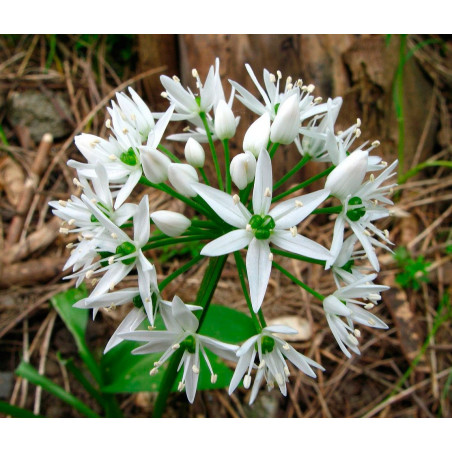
[
  {"xmin": 51, "ymin": 285, "xmax": 102, "ymax": 383},
  {"xmin": 101, "ymin": 304, "xmax": 255, "ymax": 394},
  {"xmin": 15, "ymin": 361, "xmax": 99, "ymax": 418},
  {"xmin": 0, "ymin": 400, "xmax": 42, "ymax": 418}
]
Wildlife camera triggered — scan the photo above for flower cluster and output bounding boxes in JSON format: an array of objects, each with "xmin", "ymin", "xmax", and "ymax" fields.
[{"xmin": 51, "ymin": 58, "xmax": 397, "ymax": 406}]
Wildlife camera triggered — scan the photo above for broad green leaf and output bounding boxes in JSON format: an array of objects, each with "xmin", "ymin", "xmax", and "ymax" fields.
[
  {"xmin": 51, "ymin": 285, "xmax": 101, "ymax": 383},
  {"xmin": 101, "ymin": 304, "xmax": 255, "ymax": 394}
]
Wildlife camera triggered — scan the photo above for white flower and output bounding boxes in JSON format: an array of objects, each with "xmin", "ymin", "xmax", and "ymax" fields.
[
  {"xmin": 243, "ymin": 113, "xmax": 270, "ymax": 158},
  {"xmin": 120, "ymin": 296, "xmax": 239, "ymax": 403},
  {"xmin": 230, "ymin": 65, "xmax": 326, "ymax": 122},
  {"xmin": 67, "ymin": 195, "xmax": 158, "ymax": 324},
  {"xmin": 297, "ymin": 97, "xmax": 343, "ymax": 160},
  {"xmin": 168, "ymin": 163, "xmax": 199, "ymax": 197},
  {"xmin": 323, "ymin": 274, "xmax": 389, "ymax": 358},
  {"xmin": 111, "ymin": 87, "xmax": 155, "ymax": 140},
  {"xmin": 270, "ymin": 94, "xmax": 301, "ymax": 145},
  {"xmin": 184, "ymin": 138, "xmax": 205, "ymax": 168},
  {"xmin": 229, "ymin": 326, "xmax": 324, "ymax": 404},
  {"xmin": 193, "ymin": 149, "xmax": 331, "ymax": 311},
  {"xmin": 230, "ymin": 151, "xmax": 256, "ymax": 190},
  {"xmin": 151, "ymin": 210, "xmax": 191, "ymax": 237},
  {"xmin": 327, "ymin": 160, "xmax": 398, "ymax": 271},
  {"xmin": 74, "ymin": 287, "xmax": 146, "ymax": 353},
  {"xmin": 214, "ymin": 99, "xmax": 236, "ymax": 140},
  {"xmin": 141, "ymin": 149, "xmax": 171, "ymax": 184}
]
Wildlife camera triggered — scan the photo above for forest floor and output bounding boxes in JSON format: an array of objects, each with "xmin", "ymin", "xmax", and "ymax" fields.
[{"xmin": 0, "ymin": 35, "xmax": 451, "ymax": 418}]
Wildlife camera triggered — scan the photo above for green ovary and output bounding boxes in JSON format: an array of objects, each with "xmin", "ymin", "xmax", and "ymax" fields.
[
  {"xmin": 346, "ymin": 196, "xmax": 366, "ymax": 222},
  {"xmin": 249, "ymin": 214, "xmax": 275, "ymax": 240},
  {"xmin": 119, "ymin": 148, "xmax": 138, "ymax": 166},
  {"xmin": 115, "ymin": 242, "xmax": 136, "ymax": 265}
]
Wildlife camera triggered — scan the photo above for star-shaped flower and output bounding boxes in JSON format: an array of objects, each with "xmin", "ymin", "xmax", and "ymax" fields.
[
  {"xmin": 120, "ymin": 295, "xmax": 239, "ymax": 403},
  {"xmin": 193, "ymin": 149, "xmax": 331, "ymax": 312},
  {"xmin": 229, "ymin": 326, "xmax": 324, "ymax": 405}
]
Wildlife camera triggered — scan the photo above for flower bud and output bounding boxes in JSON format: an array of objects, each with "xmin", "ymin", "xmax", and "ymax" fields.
[
  {"xmin": 214, "ymin": 99, "xmax": 236, "ymax": 140},
  {"xmin": 243, "ymin": 113, "xmax": 270, "ymax": 157},
  {"xmin": 151, "ymin": 210, "xmax": 191, "ymax": 237},
  {"xmin": 184, "ymin": 138, "xmax": 205, "ymax": 168},
  {"xmin": 270, "ymin": 94, "xmax": 300, "ymax": 145},
  {"xmin": 325, "ymin": 150, "xmax": 368, "ymax": 200},
  {"xmin": 141, "ymin": 149, "xmax": 171, "ymax": 184},
  {"xmin": 168, "ymin": 163, "xmax": 199, "ymax": 197},
  {"xmin": 323, "ymin": 295, "xmax": 352, "ymax": 317},
  {"xmin": 230, "ymin": 151, "xmax": 256, "ymax": 190}
]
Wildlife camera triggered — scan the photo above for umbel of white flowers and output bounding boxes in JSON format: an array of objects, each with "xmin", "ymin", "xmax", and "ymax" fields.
[{"xmin": 51, "ymin": 57, "xmax": 397, "ymax": 406}]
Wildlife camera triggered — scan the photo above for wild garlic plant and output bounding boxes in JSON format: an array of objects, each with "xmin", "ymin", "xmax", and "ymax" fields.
[{"xmin": 51, "ymin": 58, "xmax": 397, "ymax": 410}]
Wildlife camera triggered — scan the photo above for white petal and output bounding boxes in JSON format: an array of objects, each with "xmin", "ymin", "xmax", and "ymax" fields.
[
  {"xmin": 246, "ymin": 238, "xmax": 272, "ymax": 312},
  {"xmin": 349, "ymin": 221, "xmax": 380, "ymax": 271},
  {"xmin": 114, "ymin": 169, "xmax": 142, "ymax": 209},
  {"xmin": 271, "ymin": 230, "xmax": 332, "ymax": 262},
  {"xmin": 134, "ymin": 195, "xmax": 150, "ymax": 246},
  {"xmin": 192, "ymin": 183, "xmax": 250, "ymax": 228},
  {"xmin": 271, "ymin": 189, "xmax": 330, "ymax": 229},
  {"xmin": 252, "ymin": 149, "xmax": 272, "ymax": 215},
  {"xmin": 172, "ymin": 295, "xmax": 199, "ymax": 333},
  {"xmin": 200, "ymin": 229, "xmax": 252, "ymax": 256}
]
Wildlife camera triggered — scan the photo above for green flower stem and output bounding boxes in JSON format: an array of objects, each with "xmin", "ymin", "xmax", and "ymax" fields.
[
  {"xmin": 142, "ymin": 235, "xmax": 214, "ymax": 252},
  {"xmin": 269, "ymin": 142, "xmax": 280, "ymax": 159},
  {"xmin": 272, "ymin": 165, "xmax": 335, "ymax": 203},
  {"xmin": 152, "ymin": 255, "xmax": 227, "ymax": 417},
  {"xmin": 312, "ymin": 206, "xmax": 343, "ymax": 215},
  {"xmin": 158, "ymin": 254, "xmax": 205, "ymax": 291},
  {"xmin": 158, "ymin": 144, "xmax": 181, "ymax": 163},
  {"xmin": 200, "ymin": 112, "xmax": 224, "ymax": 191},
  {"xmin": 223, "ymin": 139, "xmax": 232, "ymax": 193},
  {"xmin": 398, "ymin": 160, "xmax": 452, "ymax": 185},
  {"xmin": 273, "ymin": 155, "xmax": 311, "ymax": 191},
  {"xmin": 270, "ymin": 248, "xmax": 326, "ymax": 266},
  {"xmin": 139, "ymin": 176, "xmax": 210, "ymax": 217},
  {"xmin": 191, "ymin": 219, "xmax": 218, "ymax": 229},
  {"xmin": 257, "ymin": 309, "xmax": 267, "ymax": 328},
  {"xmin": 272, "ymin": 261, "xmax": 324, "ymax": 301},
  {"xmin": 233, "ymin": 252, "xmax": 263, "ymax": 332},
  {"xmin": 394, "ymin": 34, "xmax": 407, "ymax": 182},
  {"xmin": 16, "ymin": 361, "xmax": 100, "ymax": 418},
  {"xmin": 240, "ymin": 182, "xmax": 253, "ymax": 205},
  {"xmin": 199, "ymin": 167, "xmax": 210, "ymax": 186}
]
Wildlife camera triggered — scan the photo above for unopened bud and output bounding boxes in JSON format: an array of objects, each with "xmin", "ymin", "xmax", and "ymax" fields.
[
  {"xmin": 214, "ymin": 100, "xmax": 236, "ymax": 140},
  {"xmin": 141, "ymin": 149, "xmax": 171, "ymax": 184},
  {"xmin": 243, "ymin": 113, "xmax": 271, "ymax": 158},
  {"xmin": 270, "ymin": 94, "xmax": 300, "ymax": 145},
  {"xmin": 230, "ymin": 151, "xmax": 256, "ymax": 190},
  {"xmin": 151, "ymin": 210, "xmax": 191, "ymax": 237},
  {"xmin": 184, "ymin": 138, "xmax": 205, "ymax": 168},
  {"xmin": 168, "ymin": 163, "xmax": 199, "ymax": 197}
]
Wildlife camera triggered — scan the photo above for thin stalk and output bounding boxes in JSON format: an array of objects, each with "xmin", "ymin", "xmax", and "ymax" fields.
[
  {"xmin": 394, "ymin": 34, "xmax": 407, "ymax": 183},
  {"xmin": 158, "ymin": 254, "xmax": 205, "ymax": 291},
  {"xmin": 158, "ymin": 144, "xmax": 181, "ymax": 163},
  {"xmin": 200, "ymin": 112, "xmax": 223, "ymax": 191},
  {"xmin": 399, "ymin": 160, "xmax": 452, "ymax": 184},
  {"xmin": 269, "ymin": 142, "xmax": 280, "ymax": 159},
  {"xmin": 272, "ymin": 165, "xmax": 334, "ymax": 203},
  {"xmin": 312, "ymin": 206, "xmax": 343, "ymax": 215},
  {"xmin": 152, "ymin": 256, "xmax": 227, "ymax": 417},
  {"xmin": 142, "ymin": 234, "xmax": 214, "ymax": 252},
  {"xmin": 239, "ymin": 182, "xmax": 253, "ymax": 205},
  {"xmin": 273, "ymin": 155, "xmax": 311, "ymax": 190},
  {"xmin": 223, "ymin": 139, "xmax": 231, "ymax": 193},
  {"xmin": 199, "ymin": 167, "xmax": 210, "ymax": 186},
  {"xmin": 272, "ymin": 261, "xmax": 325, "ymax": 301},
  {"xmin": 233, "ymin": 252, "xmax": 263, "ymax": 332},
  {"xmin": 270, "ymin": 248, "xmax": 326, "ymax": 266},
  {"xmin": 191, "ymin": 219, "xmax": 218, "ymax": 229},
  {"xmin": 139, "ymin": 176, "xmax": 210, "ymax": 217}
]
